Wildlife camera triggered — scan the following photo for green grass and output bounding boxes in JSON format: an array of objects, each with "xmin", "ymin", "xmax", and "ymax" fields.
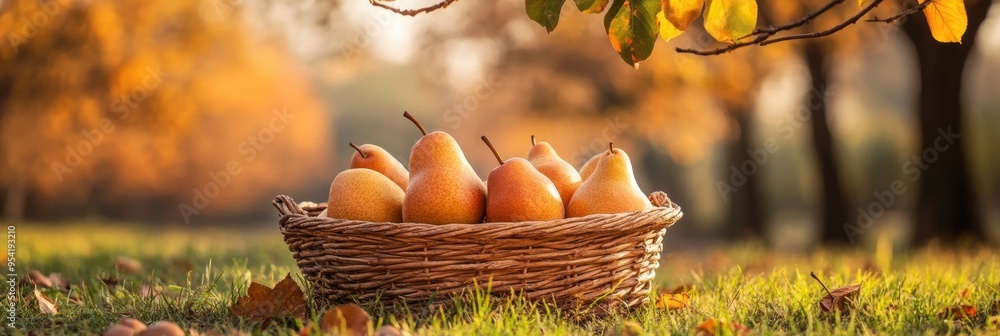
[{"xmin": 7, "ymin": 222, "xmax": 1000, "ymax": 335}]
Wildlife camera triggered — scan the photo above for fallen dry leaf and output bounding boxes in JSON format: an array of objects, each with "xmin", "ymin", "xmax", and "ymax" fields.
[
  {"xmin": 143, "ymin": 321, "xmax": 185, "ymax": 336},
  {"xmin": 34, "ymin": 289, "xmax": 57, "ymax": 315},
  {"xmin": 115, "ymin": 256, "xmax": 144, "ymax": 274},
  {"xmin": 139, "ymin": 283, "xmax": 161, "ymax": 299},
  {"xmin": 657, "ymin": 292, "xmax": 691, "ymax": 310},
  {"xmin": 68, "ymin": 292, "xmax": 84, "ymax": 305},
  {"xmin": 101, "ymin": 276, "xmax": 121, "ymax": 288},
  {"xmin": 27, "ymin": 270, "xmax": 53, "ymax": 288},
  {"xmin": 960, "ymin": 287, "xmax": 971, "ymax": 299},
  {"xmin": 374, "ymin": 325, "xmax": 403, "ymax": 336},
  {"xmin": 811, "ymin": 272, "xmax": 860, "ymax": 313},
  {"xmin": 188, "ymin": 327, "xmax": 248, "ymax": 336},
  {"xmin": 938, "ymin": 305, "xmax": 977, "ymax": 320},
  {"xmin": 695, "ymin": 318, "xmax": 750, "ymax": 335},
  {"xmin": 230, "ymin": 273, "xmax": 307, "ymax": 327},
  {"xmin": 604, "ymin": 321, "xmax": 643, "ymax": 336},
  {"xmin": 119, "ymin": 318, "xmax": 147, "ymax": 331},
  {"xmin": 171, "ymin": 258, "xmax": 194, "ymax": 274},
  {"xmin": 103, "ymin": 325, "xmax": 136, "ymax": 336},
  {"xmin": 320, "ymin": 304, "xmax": 371, "ymax": 336},
  {"xmin": 47, "ymin": 273, "xmax": 70, "ymax": 290}
]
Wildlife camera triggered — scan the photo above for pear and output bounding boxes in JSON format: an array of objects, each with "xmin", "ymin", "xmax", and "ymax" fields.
[
  {"xmin": 401, "ymin": 112, "xmax": 486, "ymax": 224},
  {"xmin": 327, "ymin": 169, "xmax": 404, "ymax": 222},
  {"xmin": 481, "ymin": 135, "xmax": 564, "ymax": 222},
  {"xmin": 567, "ymin": 143, "xmax": 652, "ymax": 217},
  {"xmin": 349, "ymin": 142, "xmax": 409, "ymax": 190},
  {"xmin": 578, "ymin": 152, "xmax": 602, "ymax": 181},
  {"xmin": 527, "ymin": 135, "xmax": 582, "ymax": 207}
]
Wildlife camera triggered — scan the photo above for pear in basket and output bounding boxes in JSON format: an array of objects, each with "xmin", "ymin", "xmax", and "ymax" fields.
[
  {"xmin": 349, "ymin": 142, "xmax": 409, "ymax": 190},
  {"xmin": 578, "ymin": 152, "xmax": 602, "ymax": 181},
  {"xmin": 481, "ymin": 135, "xmax": 564, "ymax": 222},
  {"xmin": 326, "ymin": 169, "xmax": 404, "ymax": 222},
  {"xmin": 527, "ymin": 135, "xmax": 582, "ymax": 208},
  {"xmin": 401, "ymin": 112, "xmax": 486, "ymax": 224},
  {"xmin": 567, "ymin": 143, "xmax": 652, "ymax": 217}
]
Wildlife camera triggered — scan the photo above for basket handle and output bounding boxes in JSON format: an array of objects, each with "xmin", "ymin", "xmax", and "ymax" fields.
[
  {"xmin": 273, "ymin": 195, "xmax": 307, "ymax": 217},
  {"xmin": 648, "ymin": 191, "xmax": 676, "ymax": 208}
]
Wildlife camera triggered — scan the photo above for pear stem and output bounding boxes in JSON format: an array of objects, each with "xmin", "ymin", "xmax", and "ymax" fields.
[
  {"xmin": 481, "ymin": 135, "xmax": 504, "ymax": 165},
  {"xmin": 608, "ymin": 142, "xmax": 615, "ymax": 155},
  {"xmin": 403, "ymin": 111, "xmax": 427, "ymax": 136},
  {"xmin": 349, "ymin": 142, "xmax": 367, "ymax": 159},
  {"xmin": 531, "ymin": 135, "xmax": 536, "ymax": 146}
]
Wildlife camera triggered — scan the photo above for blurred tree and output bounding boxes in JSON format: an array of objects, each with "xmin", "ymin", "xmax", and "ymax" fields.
[
  {"xmin": 902, "ymin": 0, "xmax": 991, "ymax": 244},
  {"xmin": 803, "ymin": 41, "xmax": 853, "ymax": 245},
  {"xmin": 0, "ymin": 0, "xmax": 331, "ymax": 223}
]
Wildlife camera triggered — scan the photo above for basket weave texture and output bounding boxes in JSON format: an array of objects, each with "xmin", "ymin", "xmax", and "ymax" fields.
[{"xmin": 273, "ymin": 191, "xmax": 681, "ymax": 311}]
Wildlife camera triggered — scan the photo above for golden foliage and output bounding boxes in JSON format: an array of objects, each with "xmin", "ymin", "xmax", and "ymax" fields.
[{"xmin": 0, "ymin": 0, "xmax": 330, "ymax": 220}]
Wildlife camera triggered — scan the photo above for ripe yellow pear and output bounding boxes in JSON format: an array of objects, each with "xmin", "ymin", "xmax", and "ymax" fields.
[
  {"xmin": 527, "ymin": 135, "xmax": 582, "ymax": 207},
  {"xmin": 327, "ymin": 169, "xmax": 404, "ymax": 222},
  {"xmin": 401, "ymin": 112, "xmax": 486, "ymax": 224},
  {"xmin": 578, "ymin": 152, "xmax": 602, "ymax": 181},
  {"xmin": 481, "ymin": 136, "xmax": 564, "ymax": 222},
  {"xmin": 567, "ymin": 143, "xmax": 652, "ymax": 217},
  {"xmin": 349, "ymin": 142, "xmax": 409, "ymax": 190}
]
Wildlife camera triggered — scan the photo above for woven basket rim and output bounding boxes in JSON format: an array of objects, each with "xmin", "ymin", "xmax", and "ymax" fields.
[{"xmin": 273, "ymin": 191, "xmax": 681, "ymax": 237}]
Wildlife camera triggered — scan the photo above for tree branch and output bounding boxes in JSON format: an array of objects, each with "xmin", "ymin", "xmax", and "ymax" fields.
[
  {"xmin": 369, "ymin": 0, "xmax": 461, "ymax": 17},
  {"xmin": 761, "ymin": 0, "xmax": 884, "ymax": 46},
  {"xmin": 676, "ymin": 0, "xmax": 887, "ymax": 56},
  {"xmin": 866, "ymin": 1, "xmax": 929, "ymax": 24}
]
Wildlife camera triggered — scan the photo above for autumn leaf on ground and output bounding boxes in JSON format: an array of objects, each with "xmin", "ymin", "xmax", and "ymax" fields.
[
  {"xmin": 101, "ymin": 276, "xmax": 121, "ymax": 288},
  {"xmin": 25, "ymin": 270, "xmax": 69, "ymax": 290},
  {"xmin": 26, "ymin": 270, "xmax": 52, "ymax": 288},
  {"xmin": 374, "ymin": 325, "xmax": 403, "ymax": 336},
  {"xmin": 34, "ymin": 289, "xmax": 57, "ymax": 315},
  {"xmin": 810, "ymin": 272, "xmax": 860, "ymax": 313},
  {"xmin": 139, "ymin": 283, "xmax": 161, "ymax": 299},
  {"xmin": 115, "ymin": 256, "xmax": 144, "ymax": 273},
  {"xmin": 695, "ymin": 318, "xmax": 750, "ymax": 335},
  {"xmin": 605, "ymin": 0, "xmax": 660, "ymax": 67},
  {"xmin": 703, "ymin": 0, "xmax": 757, "ymax": 43},
  {"xmin": 605, "ymin": 320, "xmax": 644, "ymax": 336},
  {"xmin": 230, "ymin": 274, "xmax": 307, "ymax": 327},
  {"xmin": 960, "ymin": 287, "xmax": 970, "ymax": 299},
  {"xmin": 320, "ymin": 304, "xmax": 371, "ymax": 336},
  {"xmin": 657, "ymin": 292, "xmax": 691, "ymax": 309},
  {"xmin": 938, "ymin": 305, "xmax": 977, "ymax": 320},
  {"xmin": 661, "ymin": 0, "xmax": 704, "ymax": 30},
  {"xmin": 526, "ymin": 0, "xmax": 568, "ymax": 32},
  {"xmin": 920, "ymin": 0, "xmax": 967, "ymax": 43}
]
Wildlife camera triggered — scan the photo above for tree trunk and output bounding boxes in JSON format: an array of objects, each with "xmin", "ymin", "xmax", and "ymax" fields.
[
  {"xmin": 903, "ymin": 0, "xmax": 990, "ymax": 245},
  {"xmin": 804, "ymin": 42, "xmax": 853, "ymax": 245},
  {"xmin": 724, "ymin": 108, "xmax": 765, "ymax": 241}
]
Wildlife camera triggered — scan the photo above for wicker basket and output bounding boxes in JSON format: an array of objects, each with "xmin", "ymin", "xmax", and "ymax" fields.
[{"xmin": 272, "ymin": 191, "xmax": 681, "ymax": 312}]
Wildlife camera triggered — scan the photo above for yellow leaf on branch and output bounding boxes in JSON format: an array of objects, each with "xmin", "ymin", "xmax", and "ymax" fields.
[
  {"xmin": 661, "ymin": 0, "xmax": 704, "ymax": 30},
  {"xmin": 920, "ymin": 0, "xmax": 967, "ymax": 43},
  {"xmin": 657, "ymin": 12, "xmax": 685, "ymax": 42},
  {"xmin": 704, "ymin": 0, "xmax": 757, "ymax": 43}
]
